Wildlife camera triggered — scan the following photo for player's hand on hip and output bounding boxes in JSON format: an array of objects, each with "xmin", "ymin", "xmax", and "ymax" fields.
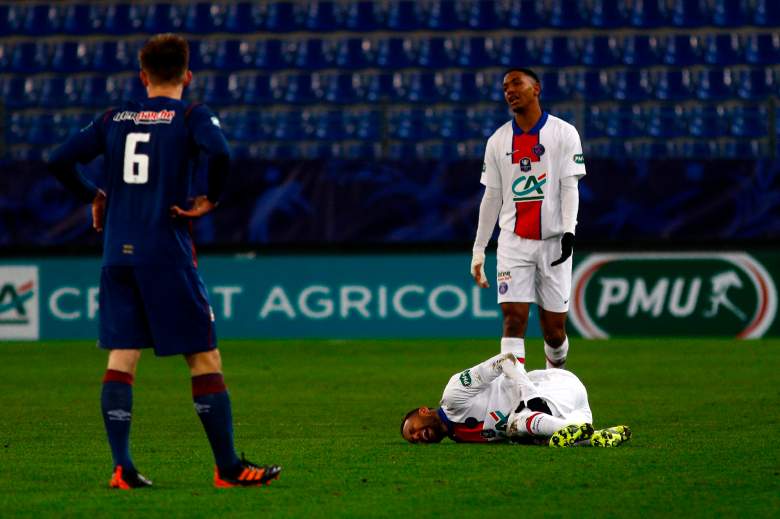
[
  {"xmin": 471, "ymin": 252, "xmax": 489, "ymax": 288},
  {"xmin": 170, "ymin": 195, "xmax": 217, "ymax": 219},
  {"xmin": 92, "ymin": 189, "xmax": 106, "ymax": 232},
  {"xmin": 551, "ymin": 232, "xmax": 575, "ymax": 267}
]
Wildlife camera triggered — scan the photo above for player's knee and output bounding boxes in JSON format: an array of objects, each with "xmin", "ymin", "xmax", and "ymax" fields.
[
  {"xmin": 503, "ymin": 314, "xmax": 527, "ymax": 337},
  {"xmin": 185, "ymin": 349, "xmax": 223, "ymax": 376},
  {"xmin": 107, "ymin": 349, "xmax": 142, "ymax": 375}
]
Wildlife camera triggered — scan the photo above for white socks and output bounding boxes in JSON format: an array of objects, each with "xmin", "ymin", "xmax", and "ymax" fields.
[
  {"xmin": 500, "ymin": 337, "xmax": 525, "ymax": 364},
  {"xmin": 509, "ymin": 408, "xmax": 568, "ymax": 437},
  {"xmin": 545, "ymin": 336, "xmax": 569, "ymax": 369}
]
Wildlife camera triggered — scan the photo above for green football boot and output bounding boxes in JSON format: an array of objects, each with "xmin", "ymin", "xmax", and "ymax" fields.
[
  {"xmin": 549, "ymin": 423, "xmax": 594, "ymax": 448},
  {"xmin": 591, "ymin": 425, "xmax": 632, "ymax": 447}
]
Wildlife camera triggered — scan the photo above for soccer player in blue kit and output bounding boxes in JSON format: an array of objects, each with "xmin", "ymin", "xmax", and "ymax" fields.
[{"xmin": 47, "ymin": 34, "xmax": 281, "ymax": 489}]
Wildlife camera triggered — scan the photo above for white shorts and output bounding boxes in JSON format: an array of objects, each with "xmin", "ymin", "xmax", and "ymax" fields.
[
  {"xmin": 530, "ymin": 369, "xmax": 593, "ymax": 424},
  {"xmin": 495, "ymin": 231, "xmax": 572, "ymax": 312}
]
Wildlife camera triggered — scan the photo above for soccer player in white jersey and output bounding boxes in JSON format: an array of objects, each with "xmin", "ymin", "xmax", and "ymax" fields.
[
  {"xmin": 471, "ymin": 68, "xmax": 586, "ymax": 370},
  {"xmin": 400, "ymin": 353, "xmax": 630, "ymax": 447}
]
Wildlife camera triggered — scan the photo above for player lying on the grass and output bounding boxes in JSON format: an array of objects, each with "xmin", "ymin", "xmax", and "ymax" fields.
[
  {"xmin": 47, "ymin": 34, "xmax": 280, "ymax": 489},
  {"xmin": 401, "ymin": 353, "xmax": 630, "ymax": 447}
]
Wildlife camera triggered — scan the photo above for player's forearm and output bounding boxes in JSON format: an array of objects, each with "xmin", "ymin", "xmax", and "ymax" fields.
[
  {"xmin": 473, "ymin": 186, "xmax": 502, "ymax": 254},
  {"xmin": 47, "ymin": 158, "xmax": 98, "ymax": 204},
  {"xmin": 498, "ymin": 353, "xmax": 542, "ymax": 402},
  {"xmin": 560, "ymin": 176, "xmax": 580, "ymax": 235},
  {"xmin": 205, "ymin": 152, "xmax": 229, "ymax": 204}
]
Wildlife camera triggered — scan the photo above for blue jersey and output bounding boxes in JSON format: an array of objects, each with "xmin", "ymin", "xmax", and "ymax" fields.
[{"xmin": 49, "ymin": 97, "xmax": 229, "ymax": 267}]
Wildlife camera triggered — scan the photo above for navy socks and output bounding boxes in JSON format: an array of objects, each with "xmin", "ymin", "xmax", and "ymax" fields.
[
  {"xmin": 101, "ymin": 369, "xmax": 135, "ymax": 470},
  {"xmin": 192, "ymin": 373, "xmax": 240, "ymax": 472}
]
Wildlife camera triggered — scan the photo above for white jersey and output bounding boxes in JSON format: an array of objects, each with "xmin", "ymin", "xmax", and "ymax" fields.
[
  {"xmin": 480, "ymin": 112, "xmax": 586, "ymax": 240},
  {"xmin": 439, "ymin": 354, "xmax": 591, "ymax": 442}
]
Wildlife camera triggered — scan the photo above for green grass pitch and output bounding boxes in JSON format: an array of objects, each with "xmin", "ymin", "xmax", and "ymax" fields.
[{"xmin": 1, "ymin": 338, "xmax": 778, "ymax": 517}]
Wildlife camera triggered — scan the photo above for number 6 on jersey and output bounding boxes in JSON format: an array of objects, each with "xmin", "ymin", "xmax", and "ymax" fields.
[{"xmin": 123, "ymin": 132, "xmax": 150, "ymax": 184}]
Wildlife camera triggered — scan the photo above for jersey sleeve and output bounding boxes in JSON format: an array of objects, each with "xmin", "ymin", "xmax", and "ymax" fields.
[
  {"xmin": 440, "ymin": 353, "xmax": 508, "ymax": 420},
  {"xmin": 561, "ymin": 124, "xmax": 587, "ymax": 179},
  {"xmin": 479, "ymin": 134, "xmax": 502, "ymax": 189},
  {"xmin": 47, "ymin": 111, "xmax": 110, "ymax": 203},
  {"xmin": 187, "ymin": 104, "xmax": 230, "ymax": 203}
]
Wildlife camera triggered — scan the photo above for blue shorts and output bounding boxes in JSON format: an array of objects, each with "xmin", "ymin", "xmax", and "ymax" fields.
[{"xmin": 98, "ymin": 266, "xmax": 217, "ymax": 356}]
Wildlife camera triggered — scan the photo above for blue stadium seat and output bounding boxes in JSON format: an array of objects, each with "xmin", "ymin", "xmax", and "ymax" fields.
[
  {"xmin": 348, "ymin": 108, "xmax": 381, "ymax": 140},
  {"xmin": 691, "ymin": 69, "xmax": 731, "ymax": 100},
  {"xmin": 271, "ymin": 73, "xmax": 314, "ymax": 103},
  {"xmin": 624, "ymin": 139, "xmax": 667, "ymax": 159},
  {"xmin": 581, "ymin": 36, "xmax": 620, "ymax": 67},
  {"xmin": 549, "ymin": 0, "xmax": 584, "ymax": 28},
  {"xmin": 628, "ymin": 0, "xmax": 667, "ymax": 27},
  {"xmin": 40, "ymin": 76, "xmax": 67, "ymax": 108},
  {"xmin": 336, "ymin": 38, "xmax": 373, "ymax": 69},
  {"xmin": 688, "ymin": 104, "xmax": 727, "ymax": 138},
  {"xmin": 388, "ymin": 108, "xmax": 426, "ymax": 140},
  {"xmin": 504, "ymin": 0, "xmax": 547, "ymax": 29},
  {"xmin": 11, "ymin": 42, "xmax": 50, "ymax": 74},
  {"xmin": 540, "ymin": 37, "xmax": 579, "ymax": 66},
  {"xmin": 573, "ymin": 70, "xmax": 611, "ymax": 101},
  {"xmin": 310, "ymin": 72, "xmax": 353, "ymax": 103},
  {"xmin": 7, "ymin": 113, "xmax": 30, "ymax": 144},
  {"xmin": 589, "ymin": 0, "xmax": 627, "ymax": 27},
  {"xmin": 241, "ymin": 73, "xmax": 272, "ymax": 104},
  {"xmin": 225, "ymin": 2, "xmax": 261, "ymax": 32},
  {"xmin": 621, "ymin": 35, "xmax": 662, "ymax": 66},
  {"xmin": 744, "ymin": 33, "xmax": 780, "ymax": 66},
  {"xmin": 144, "ymin": 3, "xmax": 187, "ymax": 33},
  {"xmin": 199, "ymin": 73, "xmax": 229, "ymax": 106},
  {"xmin": 80, "ymin": 76, "xmax": 109, "ymax": 107},
  {"xmin": 703, "ymin": 34, "xmax": 742, "ymax": 65},
  {"xmin": 23, "ymin": 4, "xmax": 59, "ymax": 35},
  {"xmin": 0, "ymin": 42, "xmax": 13, "ymax": 72},
  {"xmin": 711, "ymin": 0, "xmax": 747, "ymax": 26},
  {"xmin": 358, "ymin": 73, "xmax": 395, "ymax": 102},
  {"xmin": 735, "ymin": 68, "xmax": 774, "ymax": 99},
  {"xmin": 540, "ymin": 71, "xmax": 570, "ymax": 103},
  {"xmin": 0, "ymin": 5, "xmax": 10, "ymax": 36},
  {"xmin": 425, "ymin": 0, "xmax": 465, "ymax": 30},
  {"xmin": 214, "ymin": 40, "xmax": 252, "ymax": 71},
  {"xmin": 491, "ymin": 36, "xmax": 534, "ymax": 67},
  {"xmin": 104, "ymin": 3, "xmax": 145, "ymax": 35},
  {"xmin": 29, "ymin": 115, "xmax": 55, "ymax": 146},
  {"xmin": 63, "ymin": 3, "xmax": 97, "ymax": 34},
  {"xmin": 467, "ymin": 0, "xmax": 501, "ymax": 30},
  {"xmin": 441, "ymin": 71, "xmax": 479, "ymax": 103},
  {"xmin": 417, "ymin": 37, "xmax": 455, "ymax": 68},
  {"xmin": 254, "ymin": 40, "xmax": 286, "ymax": 70},
  {"xmin": 455, "ymin": 37, "xmax": 491, "ymax": 67},
  {"xmin": 189, "ymin": 40, "xmax": 213, "ymax": 71},
  {"xmin": 51, "ymin": 42, "xmax": 89, "ymax": 73},
  {"xmin": 376, "ymin": 38, "xmax": 416, "ymax": 68},
  {"xmin": 475, "ymin": 70, "xmax": 505, "ymax": 103},
  {"xmin": 395, "ymin": 71, "xmax": 439, "ymax": 103},
  {"xmin": 265, "ymin": 2, "xmax": 301, "ymax": 32},
  {"xmin": 752, "ymin": 0, "xmax": 780, "ymax": 26},
  {"xmin": 729, "ymin": 106, "xmax": 767, "ymax": 138},
  {"xmin": 644, "ymin": 104, "xmax": 685, "ymax": 138},
  {"xmin": 185, "ymin": 2, "xmax": 227, "ymax": 33},
  {"xmin": 119, "ymin": 75, "xmax": 146, "ymax": 103},
  {"xmin": 315, "ymin": 110, "xmax": 346, "ymax": 140},
  {"xmin": 437, "ymin": 107, "xmax": 468, "ymax": 139},
  {"xmin": 661, "ymin": 35, "xmax": 702, "ymax": 66},
  {"xmin": 387, "ymin": 1, "xmax": 422, "ymax": 30},
  {"xmin": 0, "ymin": 76, "xmax": 24, "ymax": 108},
  {"xmin": 305, "ymin": 1, "xmax": 338, "ymax": 31},
  {"xmin": 344, "ymin": 1, "xmax": 381, "ymax": 31},
  {"xmin": 92, "ymin": 41, "xmax": 136, "ymax": 74},
  {"xmin": 653, "ymin": 69, "xmax": 693, "ymax": 100},
  {"xmin": 272, "ymin": 111, "xmax": 303, "ymax": 140},
  {"xmin": 669, "ymin": 0, "xmax": 705, "ymax": 27}
]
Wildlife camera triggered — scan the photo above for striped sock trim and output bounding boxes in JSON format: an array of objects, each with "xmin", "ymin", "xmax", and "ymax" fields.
[
  {"xmin": 192, "ymin": 373, "xmax": 227, "ymax": 397},
  {"xmin": 103, "ymin": 369, "xmax": 134, "ymax": 385}
]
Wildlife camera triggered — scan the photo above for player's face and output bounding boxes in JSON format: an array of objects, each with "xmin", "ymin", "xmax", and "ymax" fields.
[
  {"xmin": 402, "ymin": 408, "xmax": 446, "ymax": 444},
  {"xmin": 503, "ymin": 71, "xmax": 540, "ymax": 113}
]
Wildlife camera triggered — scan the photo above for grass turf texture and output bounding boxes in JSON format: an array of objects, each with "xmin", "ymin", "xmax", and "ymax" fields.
[{"xmin": 1, "ymin": 339, "xmax": 778, "ymax": 518}]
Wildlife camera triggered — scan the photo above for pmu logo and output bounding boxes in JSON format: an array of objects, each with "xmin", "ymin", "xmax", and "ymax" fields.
[
  {"xmin": 0, "ymin": 266, "xmax": 40, "ymax": 339},
  {"xmin": 570, "ymin": 253, "xmax": 777, "ymax": 339}
]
